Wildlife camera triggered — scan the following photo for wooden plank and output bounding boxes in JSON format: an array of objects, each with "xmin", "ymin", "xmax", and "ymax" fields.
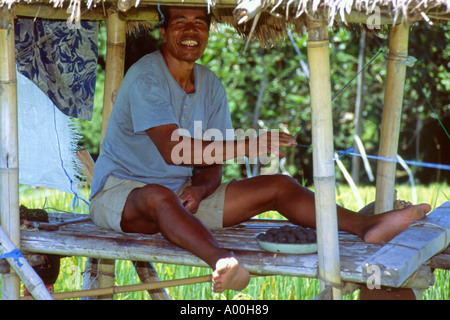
[
  {"xmin": 360, "ymin": 202, "xmax": 450, "ymax": 287},
  {"xmin": 16, "ymin": 216, "xmax": 342, "ymax": 281},
  {"xmin": 428, "ymin": 246, "xmax": 450, "ymax": 270},
  {"xmin": 20, "ymin": 216, "xmax": 318, "ymax": 276},
  {"xmin": 18, "ymin": 212, "xmax": 444, "ymax": 289}
]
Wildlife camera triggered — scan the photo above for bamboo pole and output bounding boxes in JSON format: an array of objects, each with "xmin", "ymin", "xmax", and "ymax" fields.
[
  {"xmin": 76, "ymin": 148, "xmax": 95, "ymax": 186},
  {"xmin": 135, "ymin": 261, "xmax": 171, "ymax": 300},
  {"xmin": 101, "ymin": 10, "xmax": 126, "ymax": 149},
  {"xmin": 0, "ymin": 226, "xmax": 54, "ymax": 300},
  {"xmin": 0, "ymin": 7, "xmax": 21, "ymax": 300},
  {"xmin": 95, "ymin": 258, "xmax": 115, "ymax": 300},
  {"xmin": 95, "ymin": 10, "xmax": 127, "ymax": 299},
  {"xmin": 306, "ymin": 18, "xmax": 342, "ymax": 300},
  {"xmin": 374, "ymin": 23, "xmax": 409, "ymax": 214},
  {"xmin": 21, "ymin": 274, "xmax": 211, "ymax": 300}
]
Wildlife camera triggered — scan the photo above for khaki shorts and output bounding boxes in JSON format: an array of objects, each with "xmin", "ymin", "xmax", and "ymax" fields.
[{"xmin": 89, "ymin": 176, "xmax": 232, "ymax": 233}]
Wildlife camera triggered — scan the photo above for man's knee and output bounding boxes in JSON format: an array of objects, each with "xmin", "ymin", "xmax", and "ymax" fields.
[
  {"xmin": 122, "ymin": 184, "xmax": 181, "ymax": 234},
  {"xmin": 133, "ymin": 183, "xmax": 179, "ymax": 211},
  {"xmin": 269, "ymin": 174, "xmax": 298, "ymax": 189}
]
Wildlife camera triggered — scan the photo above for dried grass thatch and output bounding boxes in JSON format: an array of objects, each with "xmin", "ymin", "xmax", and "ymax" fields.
[
  {"xmin": 231, "ymin": 0, "xmax": 450, "ymax": 25},
  {"xmin": 1, "ymin": 0, "xmax": 449, "ymax": 41},
  {"xmin": 226, "ymin": 0, "xmax": 450, "ymax": 42}
]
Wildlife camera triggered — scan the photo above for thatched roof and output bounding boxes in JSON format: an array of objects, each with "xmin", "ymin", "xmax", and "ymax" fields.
[
  {"xmin": 2, "ymin": 0, "xmax": 450, "ymax": 41},
  {"xmin": 232, "ymin": 0, "xmax": 450, "ymax": 24},
  {"xmin": 225, "ymin": 0, "xmax": 449, "ymax": 42}
]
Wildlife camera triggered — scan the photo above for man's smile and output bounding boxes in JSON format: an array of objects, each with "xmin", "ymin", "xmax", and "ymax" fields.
[{"xmin": 181, "ymin": 40, "xmax": 199, "ymax": 46}]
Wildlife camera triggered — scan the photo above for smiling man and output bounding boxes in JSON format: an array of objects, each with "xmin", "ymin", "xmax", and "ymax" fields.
[
  {"xmin": 89, "ymin": 6, "xmax": 431, "ymax": 294},
  {"xmin": 161, "ymin": 8, "xmax": 209, "ymax": 64}
]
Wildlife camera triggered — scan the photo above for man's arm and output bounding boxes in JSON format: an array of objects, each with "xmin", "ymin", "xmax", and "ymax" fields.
[
  {"xmin": 145, "ymin": 123, "xmax": 245, "ymax": 166},
  {"xmin": 145, "ymin": 123, "xmax": 296, "ymax": 167}
]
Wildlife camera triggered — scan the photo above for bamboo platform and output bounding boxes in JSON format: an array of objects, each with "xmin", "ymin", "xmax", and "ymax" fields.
[{"xmin": 18, "ymin": 202, "xmax": 450, "ymax": 294}]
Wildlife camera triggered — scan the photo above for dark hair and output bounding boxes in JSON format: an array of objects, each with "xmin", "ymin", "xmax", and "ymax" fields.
[{"xmin": 158, "ymin": 6, "xmax": 212, "ymax": 30}]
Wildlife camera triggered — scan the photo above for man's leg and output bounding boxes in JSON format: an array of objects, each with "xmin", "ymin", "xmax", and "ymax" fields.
[
  {"xmin": 120, "ymin": 183, "xmax": 250, "ymax": 292},
  {"xmin": 222, "ymin": 175, "xmax": 431, "ymax": 244}
]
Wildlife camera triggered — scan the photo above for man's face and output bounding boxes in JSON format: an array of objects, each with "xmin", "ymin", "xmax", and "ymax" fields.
[{"xmin": 161, "ymin": 8, "xmax": 210, "ymax": 63}]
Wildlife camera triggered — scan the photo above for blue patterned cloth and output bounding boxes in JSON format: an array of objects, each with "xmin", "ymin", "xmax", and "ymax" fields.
[{"xmin": 15, "ymin": 19, "xmax": 98, "ymax": 120}]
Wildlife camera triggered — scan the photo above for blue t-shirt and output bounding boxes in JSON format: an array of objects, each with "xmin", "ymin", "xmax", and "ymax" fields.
[{"xmin": 90, "ymin": 51, "xmax": 233, "ymax": 198}]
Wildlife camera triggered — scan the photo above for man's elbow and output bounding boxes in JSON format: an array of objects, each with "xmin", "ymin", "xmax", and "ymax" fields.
[{"xmin": 161, "ymin": 144, "xmax": 193, "ymax": 165}]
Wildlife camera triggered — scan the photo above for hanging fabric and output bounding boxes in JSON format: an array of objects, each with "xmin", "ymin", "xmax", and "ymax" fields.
[
  {"xmin": 14, "ymin": 18, "xmax": 98, "ymax": 120},
  {"xmin": 17, "ymin": 70, "xmax": 83, "ymax": 195}
]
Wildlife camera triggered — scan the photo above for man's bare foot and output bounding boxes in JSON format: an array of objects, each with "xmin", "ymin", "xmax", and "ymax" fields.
[
  {"xmin": 363, "ymin": 203, "xmax": 431, "ymax": 244},
  {"xmin": 211, "ymin": 257, "xmax": 250, "ymax": 293}
]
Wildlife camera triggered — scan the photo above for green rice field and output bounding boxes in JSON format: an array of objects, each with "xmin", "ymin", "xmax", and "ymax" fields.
[{"xmin": 1, "ymin": 183, "xmax": 449, "ymax": 300}]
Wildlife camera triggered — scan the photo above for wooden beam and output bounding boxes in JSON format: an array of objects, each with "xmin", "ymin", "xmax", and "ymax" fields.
[
  {"xmin": 14, "ymin": 3, "xmax": 159, "ymax": 21},
  {"xmin": 361, "ymin": 202, "xmax": 450, "ymax": 287},
  {"xmin": 306, "ymin": 17, "xmax": 341, "ymax": 300},
  {"xmin": 0, "ymin": 253, "xmax": 46, "ymax": 274},
  {"xmin": 134, "ymin": 261, "xmax": 171, "ymax": 300},
  {"xmin": 22, "ymin": 274, "xmax": 211, "ymax": 300},
  {"xmin": 428, "ymin": 246, "xmax": 450, "ymax": 270},
  {"xmin": 18, "ymin": 212, "xmax": 442, "ymax": 289},
  {"xmin": 135, "ymin": 0, "xmax": 237, "ymax": 7},
  {"xmin": 95, "ymin": 258, "xmax": 115, "ymax": 300}
]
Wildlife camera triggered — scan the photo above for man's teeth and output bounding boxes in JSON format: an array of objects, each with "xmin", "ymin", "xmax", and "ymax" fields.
[{"xmin": 181, "ymin": 40, "xmax": 198, "ymax": 46}]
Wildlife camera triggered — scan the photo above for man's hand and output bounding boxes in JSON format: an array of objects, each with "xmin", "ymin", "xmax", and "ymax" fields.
[
  {"xmin": 178, "ymin": 185, "xmax": 204, "ymax": 214},
  {"xmin": 179, "ymin": 164, "xmax": 222, "ymax": 214},
  {"xmin": 247, "ymin": 132, "xmax": 297, "ymax": 160}
]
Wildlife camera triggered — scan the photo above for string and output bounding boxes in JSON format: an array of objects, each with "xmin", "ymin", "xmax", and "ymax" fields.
[
  {"xmin": 293, "ymin": 143, "xmax": 450, "ymax": 171},
  {"xmin": 335, "ymin": 147, "xmax": 450, "ymax": 171},
  {"xmin": 410, "ymin": 221, "xmax": 449, "ymax": 249},
  {"xmin": 411, "ymin": 68, "xmax": 450, "ymax": 141},
  {"xmin": 332, "ymin": 48, "xmax": 384, "ymax": 101},
  {"xmin": 0, "ymin": 249, "xmax": 24, "ymax": 267}
]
